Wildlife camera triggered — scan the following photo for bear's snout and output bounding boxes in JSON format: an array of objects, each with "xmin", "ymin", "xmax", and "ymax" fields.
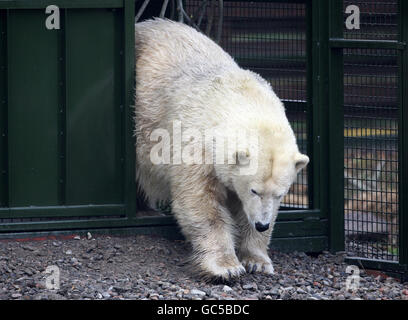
[{"xmin": 255, "ymin": 222, "xmax": 270, "ymax": 233}]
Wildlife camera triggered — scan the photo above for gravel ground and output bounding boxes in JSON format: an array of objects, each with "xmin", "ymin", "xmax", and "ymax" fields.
[{"xmin": 0, "ymin": 234, "xmax": 407, "ymax": 300}]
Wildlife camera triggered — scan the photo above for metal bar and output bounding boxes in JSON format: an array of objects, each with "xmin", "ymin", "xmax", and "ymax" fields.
[
  {"xmin": 135, "ymin": 210, "xmax": 325, "ymax": 223},
  {"xmin": 329, "ymin": 38, "xmax": 406, "ymax": 50},
  {"xmin": 0, "ymin": 0, "xmax": 124, "ymax": 9},
  {"xmin": 327, "ymin": 0, "xmax": 345, "ymax": 253},
  {"xmin": 0, "ymin": 207, "xmax": 323, "ymax": 222},
  {"xmin": 311, "ymin": 0, "xmax": 330, "ymax": 246},
  {"xmin": 305, "ymin": 0, "xmax": 314, "ymax": 209},
  {"xmin": 58, "ymin": 9, "xmax": 67, "ymax": 206},
  {"xmin": 0, "ymin": 225, "xmax": 184, "ymax": 241},
  {"xmin": 398, "ymin": 0, "xmax": 408, "ymax": 268},
  {"xmin": 0, "ymin": 204, "xmax": 126, "ymax": 219},
  {"xmin": 223, "ymin": 0, "xmax": 308, "ymax": 3},
  {"xmin": 123, "ymin": 0, "xmax": 137, "ymax": 219},
  {"xmin": 5, "ymin": 9, "xmax": 11, "ymax": 209},
  {"xmin": 0, "ymin": 216, "xmax": 177, "ymax": 233},
  {"xmin": 0, "ymin": 218, "xmax": 132, "ymax": 233},
  {"xmin": 0, "ymin": 217, "xmax": 328, "ymax": 239},
  {"xmin": 0, "ymin": 9, "xmax": 8, "ymax": 209},
  {"xmin": 345, "ymin": 257, "xmax": 408, "ymax": 274},
  {"xmin": 114, "ymin": 7, "xmax": 124, "ymax": 204}
]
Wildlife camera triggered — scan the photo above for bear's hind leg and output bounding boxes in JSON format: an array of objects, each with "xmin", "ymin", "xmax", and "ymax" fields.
[{"xmin": 170, "ymin": 167, "xmax": 245, "ymax": 281}]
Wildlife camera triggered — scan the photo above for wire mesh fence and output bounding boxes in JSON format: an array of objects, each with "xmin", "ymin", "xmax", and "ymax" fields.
[
  {"xmin": 343, "ymin": 0, "xmax": 398, "ymax": 40},
  {"xmin": 343, "ymin": 10, "xmax": 400, "ymax": 262},
  {"xmin": 185, "ymin": 1, "xmax": 309, "ymax": 209}
]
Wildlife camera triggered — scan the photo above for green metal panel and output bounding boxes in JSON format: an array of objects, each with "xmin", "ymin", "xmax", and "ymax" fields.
[
  {"xmin": 0, "ymin": 0, "xmax": 135, "ymax": 233},
  {"xmin": 65, "ymin": 8, "xmax": 123, "ymax": 205},
  {"xmin": 270, "ymin": 236, "xmax": 328, "ymax": 253},
  {"xmin": 7, "ymin": 9, "xmax": 60, "ymax": 207}
]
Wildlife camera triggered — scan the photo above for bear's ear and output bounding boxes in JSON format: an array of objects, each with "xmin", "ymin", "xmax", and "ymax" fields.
[
  {"xmin": 234, "ymin": 150, "xmax": 251, "ymax": 166},
  {"xmin": 295, "ymin": 153, "xmax": 309, "ymax": 172}
]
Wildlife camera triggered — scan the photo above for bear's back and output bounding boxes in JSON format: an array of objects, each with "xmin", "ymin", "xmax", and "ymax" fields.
[{"xmin": 135, "ymin": 19, "xmax": 238, "ymax": 79}]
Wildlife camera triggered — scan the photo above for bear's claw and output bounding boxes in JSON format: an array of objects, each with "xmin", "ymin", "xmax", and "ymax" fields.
[
  {"xmin": 203, "ymin": 263, "xmax": 246, "ymax": 283},
  {"xmin": 241, "ymin": 259, "xmax": 274, "ymax": 275}
]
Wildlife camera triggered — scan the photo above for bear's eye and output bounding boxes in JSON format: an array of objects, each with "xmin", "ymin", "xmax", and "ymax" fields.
[{"xmin": 251, "ymin": 189, "xmax": 259, "ymax": 196}]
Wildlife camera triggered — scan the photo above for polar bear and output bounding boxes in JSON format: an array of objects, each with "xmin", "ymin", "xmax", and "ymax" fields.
[{"xmin": 134, "ymin": 19, "xmax": 309, "ymax": 281}]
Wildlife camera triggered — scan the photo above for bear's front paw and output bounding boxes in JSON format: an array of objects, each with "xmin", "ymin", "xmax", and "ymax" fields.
[
  {"xmin": 201, "ymin": 256, "xmax": 246, "ymax": 282},
  {"xmin": 240, "ymin": 256, "xmax": 274, "ymax": 275}
]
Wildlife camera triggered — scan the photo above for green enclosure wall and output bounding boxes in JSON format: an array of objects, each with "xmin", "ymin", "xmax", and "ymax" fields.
[{"xmin": 0, "ymin": 0, "xmax": 139, "ymax": 232}]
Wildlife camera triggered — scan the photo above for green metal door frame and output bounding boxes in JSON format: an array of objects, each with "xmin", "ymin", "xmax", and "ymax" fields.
[{"xmin": 326, "ymin": 0, "xmax": 408, "ymax": 278}]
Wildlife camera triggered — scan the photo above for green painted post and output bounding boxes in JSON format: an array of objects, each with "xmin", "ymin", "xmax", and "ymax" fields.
[
  {"xmin": 123, "ymin": 0, "xmax": 137, "ymax": 219},
  {"xmin": 398, "ymin": 0, "xmax": 408, "ymax": 269},
  {"xmin": 312, "ymin": 0, "xmax": 344, "ymax": 253},
  {"xmin": 311, "ymin": 0, "xmax": 331, "ymax": 250},
  {"xmin": 0, "ymin": 9, "xmax": 8, "ymax": 208},
  {"xmin": 328, "ymin": 0, "xmax": 345, "ymax": 252},
  {"xmin": 305, "ymin": 0, "xmax": 315, "ymax": 209},
  {"xmin": 58, "ymin": 9, "xmax": 67, "ymax": 206}
]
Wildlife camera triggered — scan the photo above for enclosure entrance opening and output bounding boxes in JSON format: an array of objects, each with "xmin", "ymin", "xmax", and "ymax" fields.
[{"xmin": 132, "ymin": 0, "xmax": 327, "ymax": 253}]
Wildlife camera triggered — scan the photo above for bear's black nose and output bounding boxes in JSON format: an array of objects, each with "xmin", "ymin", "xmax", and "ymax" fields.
[{"xmin": 255, "ymin": 222, "xmax": 270, "ymax": 232}]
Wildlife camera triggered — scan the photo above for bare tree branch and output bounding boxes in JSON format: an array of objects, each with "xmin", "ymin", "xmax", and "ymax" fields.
[
  {"xmin": 196, "ymin": 0, "xmax": 209, "ymax": 28},
  {"xmin": 205, "ymin": 0, "xmax": 215, "ymax": 36},
  {"xmin": 182, "ymin": 9, "xmax": 200, "ymax": 31},
  {"xmin": 135, "ymin": 0, "xmax": 151, "ymax": 23},
  {"xmin": 160, "ymin": 0, "xmax": 170, "ymax": 18},
  {"xmin": 177, "ymin": 0, "xmax": 184, "ymax": 22},
  {"xmin": 216, "ymin": 0, "xmax": 223, "ymax": 43}
]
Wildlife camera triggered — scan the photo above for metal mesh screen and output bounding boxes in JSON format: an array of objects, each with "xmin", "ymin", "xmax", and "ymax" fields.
[
  {"xmin": 344, "ymin": 48, "xmax": 399, "ymax": 262},
  {"xmin": 185, "ymin": 1, "xmax": 309, "ymax": 209},
  {"xmin": 343, "ymin": 0, "xmax": 398, "ymax": 40}
]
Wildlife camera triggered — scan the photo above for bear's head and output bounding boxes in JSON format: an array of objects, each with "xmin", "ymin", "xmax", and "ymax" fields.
[
  {"xmin": 211, "ymin": 69, "xmax": 309, "ymax": 232},
  {"xmin": 215, "ymin": 122, "xmax": 309, "ymax": 233}
]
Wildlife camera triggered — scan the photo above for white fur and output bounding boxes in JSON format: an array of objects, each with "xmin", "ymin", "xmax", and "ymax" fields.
[{"xmin": 134, "ymin": 19, "xmax": 309, "ymax": 280}]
